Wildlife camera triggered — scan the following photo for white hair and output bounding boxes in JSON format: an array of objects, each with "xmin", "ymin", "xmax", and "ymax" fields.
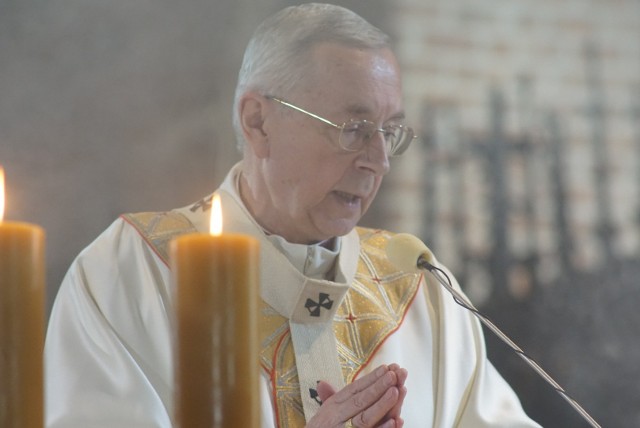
[{"xmin": 232, "ymin": 3, "xmax": 391, "ymax": 150}]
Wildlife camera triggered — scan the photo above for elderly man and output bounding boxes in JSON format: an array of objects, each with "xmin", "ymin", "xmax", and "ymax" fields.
[{"xmin": 45, "ymin": 3, "xmax": 540, "ymax": 427}]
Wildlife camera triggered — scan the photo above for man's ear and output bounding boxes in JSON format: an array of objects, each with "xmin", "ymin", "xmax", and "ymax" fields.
[{"xmin": 238, "ymin": 92, "xmax": 270, "ymax": 158}]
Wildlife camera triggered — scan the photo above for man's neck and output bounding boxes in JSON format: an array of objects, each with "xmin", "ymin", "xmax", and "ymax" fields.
[{"xmin": 238, "ymin": 169, "xmax": 333, "ymax": 246}]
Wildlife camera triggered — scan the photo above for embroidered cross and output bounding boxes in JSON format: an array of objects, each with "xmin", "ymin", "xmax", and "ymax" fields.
[
  {"xmin": 309, "ymin": 382, "xmax": 322, "ymax": 405},
  {"xmin": 305, "ymin": 292, "xmax": 333, "ymax": 317},
  {"xmin": 190, "ymin": 195, "xmax": 213, "ymax": 212}
]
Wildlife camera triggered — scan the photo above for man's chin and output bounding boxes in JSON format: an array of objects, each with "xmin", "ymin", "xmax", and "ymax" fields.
[{"xmin": 318, "ymin": 219, "xmax": 359, "ymax": 240}]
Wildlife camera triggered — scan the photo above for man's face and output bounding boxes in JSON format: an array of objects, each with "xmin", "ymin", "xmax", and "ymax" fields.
[{"xmin": 249, "ymin": 43, "xmax": 404, "ymax": 244}]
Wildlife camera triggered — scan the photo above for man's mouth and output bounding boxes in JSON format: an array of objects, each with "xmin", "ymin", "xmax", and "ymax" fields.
[{"xmin": 333, "ymin": 190, "xmax": 361, "ymax": 205}]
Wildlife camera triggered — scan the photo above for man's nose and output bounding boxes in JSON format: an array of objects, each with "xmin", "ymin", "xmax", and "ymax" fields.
[{"xmin": 355, "ymin": 131, "xmax": 390, "ymax": 175}]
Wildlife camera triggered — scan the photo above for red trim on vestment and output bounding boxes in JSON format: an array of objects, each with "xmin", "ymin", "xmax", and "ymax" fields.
[
  {"xmin": 120, "ymin": 214, "xmax": 172, "ymax": 267},
  {"xmin": 350, "ymin": 272, "xmax": 424, "ymax": 381},
  {"xmin": 271, "ymin": 328, "xmax": 291, "ymax": 428}
]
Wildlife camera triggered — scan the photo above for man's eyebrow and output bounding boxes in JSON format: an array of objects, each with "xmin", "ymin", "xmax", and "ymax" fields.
[
  {"xmin": 344, "ymin": 104, "xmax": 406, "ymax": 121},
  {"xmin": 387, "ymin": 112, "xmax": 406, "ymax": 122},
  {"xmin": 343, "ymin": 103, "xmax": 371, "ymax": 116}
]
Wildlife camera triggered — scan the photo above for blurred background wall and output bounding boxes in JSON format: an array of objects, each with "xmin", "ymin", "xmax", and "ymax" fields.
[{"xmin": 1, "ymin": 0, "xmax": 638, "ymax": 426}]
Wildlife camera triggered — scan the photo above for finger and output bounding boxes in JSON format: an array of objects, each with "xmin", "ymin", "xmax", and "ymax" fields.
[
  {"xmin": 309, "ymin": 376, "xmax": 395, "ymax": 428},
  {"xmin": 352, "ymin": 386, "xmax": 399, "ymax": 427},
  {"xmin": 385, "ymin": 366, "xmax": 407, "ymax": 421},
  {"xmin": 388, "ymin": 365, "xmax": 408, "ymax": 387},
  {"xmin": 327, "ymin": 366, "xmax": 400, "ymax": 426},
  {"xmin": 316, "ymin": 380, "xmax": 337, "ymax": 403},
  {"xmin": 376, "ymin": 418, "xmax": 397, "ymax": 428},
  {"xmin": 381, "ymin": 365, "xmax": 407, "ymax": 422},
  {"xmin": 335, "ymin": 369, "xmax": 396, "ymax": 409},
  {"xmin": 395, "ymin": 368, "xmax": 408, "ymax": 387},
  {"xmin": 331, "ymin": 365, "xmax": 390, "ymax": 404},
  {"xmin": 337, "ymin": 370, "xmax": 398, "ymax": 425},
  {"xmin": 385, "ymin": 384, "xmax": 407, "ymax": 421}
]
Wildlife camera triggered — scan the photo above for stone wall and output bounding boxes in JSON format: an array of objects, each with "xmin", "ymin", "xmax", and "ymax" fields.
[{"xmin": 380, "ymin": 1, "xmax": 640, "ymax": 426}]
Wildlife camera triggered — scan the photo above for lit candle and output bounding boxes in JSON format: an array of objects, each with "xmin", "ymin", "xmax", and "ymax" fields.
[
  {"xmin": 0, "ymin": 167, "xmax": 45, "ymax": 428},
  {"xmin": 170, "ymin": 194, "xmax": 260, "ymax": 427}
]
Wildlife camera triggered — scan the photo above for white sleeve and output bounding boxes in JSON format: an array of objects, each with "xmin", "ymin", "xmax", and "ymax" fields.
[
  {"xmin": 458, "ymin": 359, "xmax": 541, "ymax": 427},
  {"xmin": 45, "ymin": 218, "xmax": 174, "ymax": 428},
  {"xmin": 426, "ymin": 264, "xmax": 542, "ymax": 428}
]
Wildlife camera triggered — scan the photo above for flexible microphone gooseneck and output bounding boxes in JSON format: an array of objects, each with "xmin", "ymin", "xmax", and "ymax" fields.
[{"xmin": 386, "ymin": 233, "xmax": 601, "ymax": 428}]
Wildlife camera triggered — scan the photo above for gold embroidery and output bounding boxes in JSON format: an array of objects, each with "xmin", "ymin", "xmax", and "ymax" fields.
[
  {"xmin": 124, "ymin": 213, "xmax": 420, "ymax": 428},
  {"xmin": 122, "ymin": 212, "xmax": 196, "ymax": 263},
  {"xmin": 260, "ymin": 228, "xmax": 421, "ymax": 427},
  {"xmin": 259, "ymin": 304, "xmax": 306, "ymax": 428}
]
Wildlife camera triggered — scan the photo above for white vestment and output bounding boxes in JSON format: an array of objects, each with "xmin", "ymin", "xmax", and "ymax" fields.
[{"xmin": 45, "ymin": 163, "xmax": 540, "ymax": 427}]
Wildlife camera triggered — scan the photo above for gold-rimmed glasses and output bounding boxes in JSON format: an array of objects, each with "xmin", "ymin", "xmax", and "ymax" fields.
[{"xmin": 266, "ymin": 96, "xmax": 415, "ymax": 156}]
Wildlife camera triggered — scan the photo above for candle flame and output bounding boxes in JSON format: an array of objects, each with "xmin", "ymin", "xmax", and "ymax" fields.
[
  {"xmin": 0, "ymin": 167, "xmax": 4, "ymax": 222},
  {"xmin": 210, "ymin": 193, "xmax": 223, "ymax": 236}
]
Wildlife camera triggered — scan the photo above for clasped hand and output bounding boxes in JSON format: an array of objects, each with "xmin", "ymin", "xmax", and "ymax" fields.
[{"xmin": 306, "ymin": 364, "xmax": 408, "ymax": 428}]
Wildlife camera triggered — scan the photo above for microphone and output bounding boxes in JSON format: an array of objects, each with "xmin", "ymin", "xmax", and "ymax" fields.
[
  {"xmin": 386, "ymin": 233, "xmax": 601, "ymax": 428},
  {"xmin": 386, "ymin": 233, "xmax": 434, "ymax": 272}
]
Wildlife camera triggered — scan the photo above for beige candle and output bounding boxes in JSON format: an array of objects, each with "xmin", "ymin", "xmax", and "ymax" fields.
[
  {"xmin": 0, "ymin": 167, "xmax": 45, "ymax": 428},
  {"xmin": 170, "ymin": 194, "xmax": 260, "ymax": 427}
]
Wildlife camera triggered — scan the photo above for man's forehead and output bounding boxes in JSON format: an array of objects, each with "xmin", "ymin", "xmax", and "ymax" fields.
[
  {"xmin": 308, "ymin": 42, "xmax": 397, "ymax": 69},
  {"xmin": 299, "ymin": 43, "xmax": 404, "ymax": 117}
]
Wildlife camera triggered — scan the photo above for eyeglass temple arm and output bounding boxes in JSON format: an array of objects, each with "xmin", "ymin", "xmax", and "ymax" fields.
[{"xmin": 265, "ymin": 96, "xmax": 343, "ymax": 130}]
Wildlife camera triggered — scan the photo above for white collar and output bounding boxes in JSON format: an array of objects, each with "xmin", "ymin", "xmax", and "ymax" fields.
[{"xmin": 175, "ymin": 162, "xmax": 360, "ymax": 321}]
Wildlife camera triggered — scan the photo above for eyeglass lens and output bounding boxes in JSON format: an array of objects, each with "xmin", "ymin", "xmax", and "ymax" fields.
[{"xmin": 339, "ymin": 122, "xmax": 410, "ymax": 155}]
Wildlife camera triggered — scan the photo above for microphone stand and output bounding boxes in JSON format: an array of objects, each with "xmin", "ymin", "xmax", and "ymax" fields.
[{"xmin": 417, "ymin": 256, "xmax": 601, "ymax": 428}]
